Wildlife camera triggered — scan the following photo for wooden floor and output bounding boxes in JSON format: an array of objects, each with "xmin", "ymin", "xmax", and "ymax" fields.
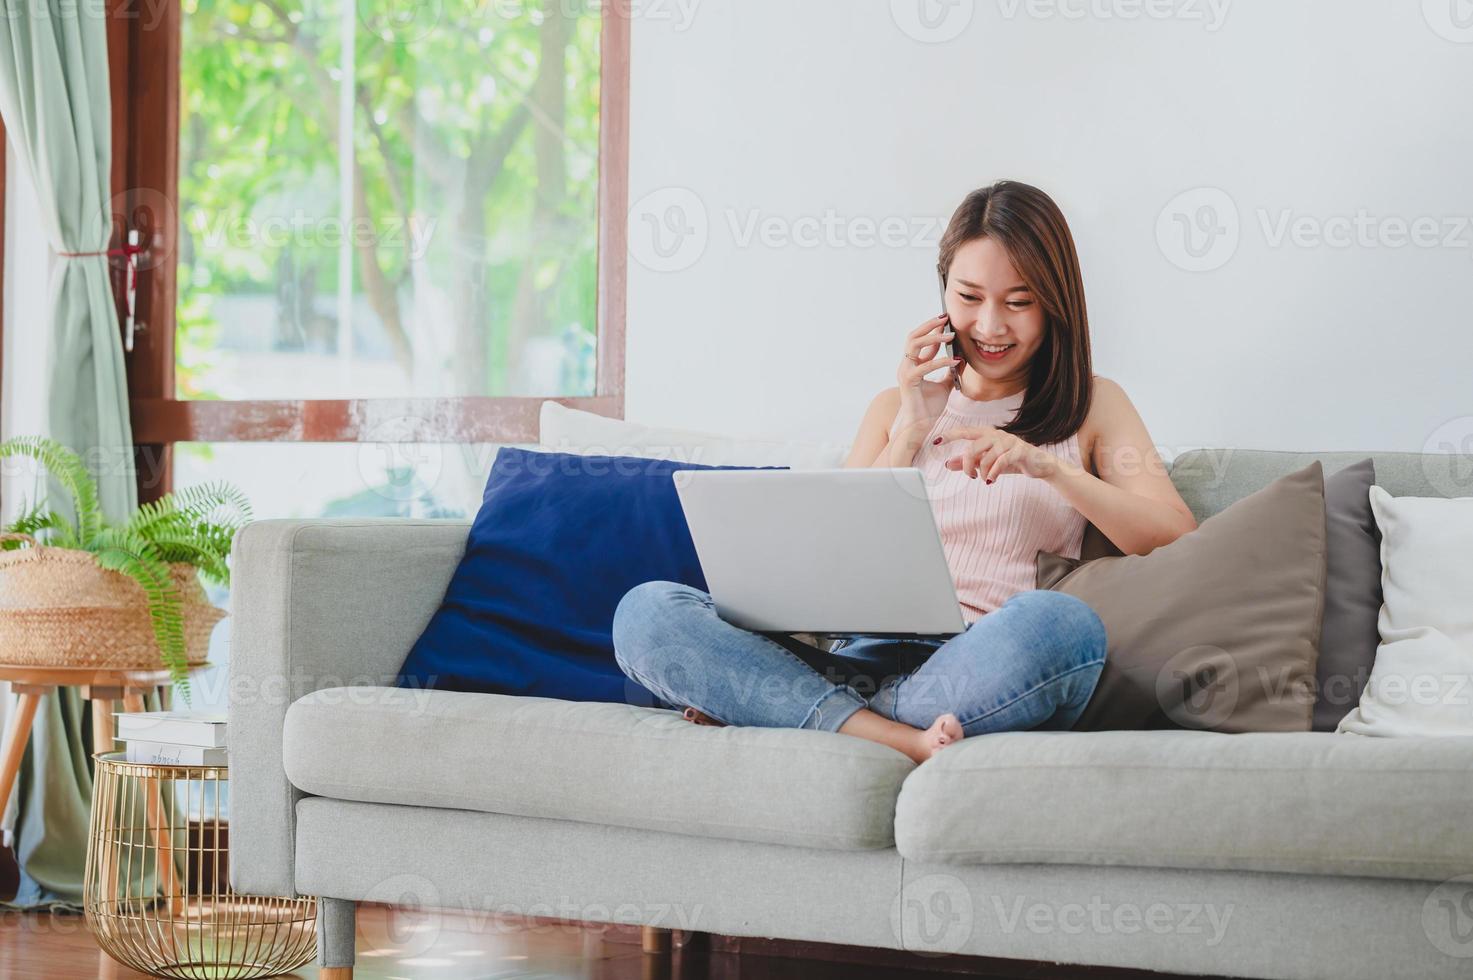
[{"xmin": 0, "ymin": 900, "xmax": 1222, "ymax": 979}]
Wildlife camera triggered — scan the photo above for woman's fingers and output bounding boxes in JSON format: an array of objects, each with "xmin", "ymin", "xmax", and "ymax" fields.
[
  {"xmin": 982, "ymin": 445, "xmax": 1013, "ymax": 482},
  {"xmin": 935, "ymin": 430, "xmax": 1001, "ymax": 479},
  {"xmin": 970, "ymin": 446, "xmax": 1004, "ymax": 480},
  {"xmin": 933, "ymin": 426, "xmax": 989, "ymax": 445},
  {"xmin": 906, "ymin": 313, "xmax": 950, "ymax": 339},
  {"xmin": 954, "ymin": 442, "xmax": 1018, "ymax": 481},
  {"xmin": 905, "ymin": 352, "xmax": 960, "ymax": 384},
  {"xmin": 907, "ymin": 325, "xmax": 954, "ymax": 360},
  {"xmin": 942, "ymin": 443, "xmax": 978, "ymax": 474},
  {"xmin": 899, "ymin": 316, "xmax": 955, "ymax": 387}
]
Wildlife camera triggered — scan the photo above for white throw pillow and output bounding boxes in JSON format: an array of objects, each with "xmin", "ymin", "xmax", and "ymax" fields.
[
  {"xmin": 1336, "ymin": 486, "xmax": 1473, "ymax": 737},
  {"xmin": 537, "ymin": 401, "xmax": 848, "ymax": 469}
]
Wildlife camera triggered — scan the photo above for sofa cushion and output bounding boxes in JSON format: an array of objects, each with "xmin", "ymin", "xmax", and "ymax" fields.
[
  {"xmin": 893, "ymin": 729, "xmax": 1473, "ymax": 881},
  {"xmin": 283, "ymin": 686, "xmax": 913, "ymax": 850},
  {"xmin": 1038, "ymin": 461, "xmax": 1328, "ymax": 733}
]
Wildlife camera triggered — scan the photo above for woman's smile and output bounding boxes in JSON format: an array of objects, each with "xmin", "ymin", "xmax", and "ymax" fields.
[{"xmin": 966, "ymin": 338, "xmax": 1017, "ymax": 361}]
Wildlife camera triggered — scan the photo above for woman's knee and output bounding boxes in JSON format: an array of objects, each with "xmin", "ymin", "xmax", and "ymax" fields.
[
  {"xmin": 1008, "ymin": 590, "xmax": 1108, "ymax": 668},
  {"xmin": 611, "ymin": 580, "xmax": 704, "ymax": 669}
]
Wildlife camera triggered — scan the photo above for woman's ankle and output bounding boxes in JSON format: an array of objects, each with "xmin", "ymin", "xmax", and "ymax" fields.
[{"xmin": 839, "ymin": 708, "xmax": 952, "ymax": 764}]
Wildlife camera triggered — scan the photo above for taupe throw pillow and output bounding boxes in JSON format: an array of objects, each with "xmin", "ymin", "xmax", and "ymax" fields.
[{"xmin": 1036, "ymin": 461, "xmax": 1328, "ymax": 733}]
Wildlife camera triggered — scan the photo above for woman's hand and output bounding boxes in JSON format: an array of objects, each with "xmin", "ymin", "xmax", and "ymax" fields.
[
  {"xmin": 880, "ymin": 314, "xmax": 961, "ymax": 459},
  {"xmin": 934, "ymin": 426, "xmax": 1060, "ymax": 483},
  {"xmin": 897, "ymin": 314, "xmax": 960, "ymax": 396}
]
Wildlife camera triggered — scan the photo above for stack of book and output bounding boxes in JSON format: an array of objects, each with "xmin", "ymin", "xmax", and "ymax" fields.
[{"xmin": 116, "ymin": 710, "xmax": 228, "ymax": 766}]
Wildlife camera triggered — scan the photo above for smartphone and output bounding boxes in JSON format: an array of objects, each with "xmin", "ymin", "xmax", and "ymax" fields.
[{"xmin": 939, "ymin": 278, "xmax": 960, "ymax": 389}]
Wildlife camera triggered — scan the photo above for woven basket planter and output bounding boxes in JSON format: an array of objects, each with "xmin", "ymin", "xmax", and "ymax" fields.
[{"xmin": 0, "ymin": 533, "xmax": 222, "ymax": 671}]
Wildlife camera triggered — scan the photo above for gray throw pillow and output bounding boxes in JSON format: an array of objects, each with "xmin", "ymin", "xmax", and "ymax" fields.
[
  {"xmin": 1036, "ymin": 461, "xmax": 1328, "ymax": 733},
  {"xmin": 1313, "ymin": 458, "xmax": 1381, "ymax": 731}
]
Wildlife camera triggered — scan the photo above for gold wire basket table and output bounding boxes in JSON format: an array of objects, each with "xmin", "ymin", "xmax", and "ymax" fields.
[{"xmin": 85, "ymin": 751, "xmax": 316, "ymax": 979}]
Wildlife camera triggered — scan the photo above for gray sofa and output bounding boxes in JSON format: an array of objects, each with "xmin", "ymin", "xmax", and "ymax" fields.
[{"xmin": 227, "ymin": 448, "xmax": 1473, "ymax": 980}]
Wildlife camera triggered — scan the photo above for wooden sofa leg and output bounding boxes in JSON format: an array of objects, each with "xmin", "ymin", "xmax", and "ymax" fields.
[
  {"xmin": 641, "ymin": 925, "xmax": 671, "ymax": 954},
  {"xmin": 317, "ymin": 896, "xmax": 356, "ymax": 976}
]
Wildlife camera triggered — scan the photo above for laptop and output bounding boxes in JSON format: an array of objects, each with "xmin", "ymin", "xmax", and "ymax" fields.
[{"xmin": 672, "ymin": 467, "xmax": 967, "ymax": 637}]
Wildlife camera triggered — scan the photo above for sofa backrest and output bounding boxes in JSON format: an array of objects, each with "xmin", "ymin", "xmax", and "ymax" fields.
[{"xmin": 1168, "ymin": 449, "xmax": 1473, "ymax": 523}]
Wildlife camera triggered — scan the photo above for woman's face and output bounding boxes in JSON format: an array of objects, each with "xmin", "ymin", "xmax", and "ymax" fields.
[{"xmin": 943, "ymin": 236, "xmax": 1046, "ymax": 388}]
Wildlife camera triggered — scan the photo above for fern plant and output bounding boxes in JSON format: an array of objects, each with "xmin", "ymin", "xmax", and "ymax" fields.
[{"xmin": 0, "ymin": 436, "xmax": 252, "ymax": 703}]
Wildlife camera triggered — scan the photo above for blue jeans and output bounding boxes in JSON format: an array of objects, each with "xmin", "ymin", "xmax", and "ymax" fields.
[{"xmin": 611, "ymin": 581, "xmax": 1108, "ymax": 738}]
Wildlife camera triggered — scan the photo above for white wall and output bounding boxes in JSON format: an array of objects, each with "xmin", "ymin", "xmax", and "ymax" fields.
[{"xmin": 624, "ymin": 0, "xmax": 1473, "ymax": 461}]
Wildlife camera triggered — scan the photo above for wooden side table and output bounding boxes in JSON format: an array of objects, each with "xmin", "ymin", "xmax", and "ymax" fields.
[
  {"xmin": 0, "ymin": 663, "xmax": 192, "ymax": 835},
  {"xmin": 0, "ymin": 664, "xmax": 198, "ymax": 911}
]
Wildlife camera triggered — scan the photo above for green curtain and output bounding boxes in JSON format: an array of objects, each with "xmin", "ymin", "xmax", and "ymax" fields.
[{"xmin": 0, "ymin": 0, "xmax": 170, "ymax": 909}]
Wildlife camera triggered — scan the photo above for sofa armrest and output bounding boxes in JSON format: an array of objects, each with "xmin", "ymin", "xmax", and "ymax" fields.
[{"xmin": 227, "ymin": 518, "xmax": 470, "ymax": 896}]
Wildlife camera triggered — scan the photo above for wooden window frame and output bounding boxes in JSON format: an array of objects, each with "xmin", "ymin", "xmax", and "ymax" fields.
[{"xmin": 110, "ymin": 1, "xmax": 629, "ymax": 498}]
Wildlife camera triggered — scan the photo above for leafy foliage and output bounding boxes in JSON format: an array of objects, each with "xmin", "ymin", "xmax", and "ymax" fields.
[
  {"xmin": 4, "ymin": 506, "xmax": 74, "ymax": 543},
  {"xmin": 0, "ymin": 435, "xmax": 101, "ymax": 546},
  {"xmin": 0, "ymin": 437, "xmax": 253, "ymax": 701},
  {"xmin": 176, "ymin": 0, "xmax": 602, "ymax": 399}
]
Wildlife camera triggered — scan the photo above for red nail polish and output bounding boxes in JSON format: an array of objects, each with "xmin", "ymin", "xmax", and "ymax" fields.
[
  {"xmin": 932, "ymin": 437, "xmax": 942, "ymax": 445},
  {"xmin": 986, "ymin": 479, "xmax": 994, "ymax": 485}
]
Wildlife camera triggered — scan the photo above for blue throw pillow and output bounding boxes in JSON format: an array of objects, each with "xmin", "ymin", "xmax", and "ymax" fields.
[{"xmin": 395, "ymin": 446, "xmax": 785, "ymax": 704}]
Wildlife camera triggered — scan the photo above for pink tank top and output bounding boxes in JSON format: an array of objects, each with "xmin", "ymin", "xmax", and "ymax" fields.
[{"xmin": 890, "ymin": 386, "xmax": 1087, "ymax": 624}]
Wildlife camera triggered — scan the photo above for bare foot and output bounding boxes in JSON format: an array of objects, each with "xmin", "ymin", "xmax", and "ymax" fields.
[
  {"xmin": 838, "ymin": 708, "xmax": 964, "ymax": 764},
  {"xmin": 912, "ymin": 713, "xmax": 963, "ymax": 763}
]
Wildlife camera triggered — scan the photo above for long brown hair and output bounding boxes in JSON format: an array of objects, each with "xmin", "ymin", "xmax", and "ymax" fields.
[{"xmin": 937, "ymin": 180, "xmax": 1093, "ymax": 448}]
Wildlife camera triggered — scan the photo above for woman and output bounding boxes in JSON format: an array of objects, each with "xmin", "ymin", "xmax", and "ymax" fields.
[{"xmin": 612, "ymin": 180, "xmax": 1198, "ymax": 764}]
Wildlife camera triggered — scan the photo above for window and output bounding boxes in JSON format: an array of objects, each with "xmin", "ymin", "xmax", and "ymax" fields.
[{"xmin": 113, "ymin": 0, "xmax": 629, "ymax": 508}]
